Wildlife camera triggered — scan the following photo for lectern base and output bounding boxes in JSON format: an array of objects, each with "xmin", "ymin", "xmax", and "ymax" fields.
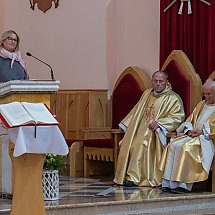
[{"xmin": 9, "ymin": 143, "xmax": 46, "ymax": 215}]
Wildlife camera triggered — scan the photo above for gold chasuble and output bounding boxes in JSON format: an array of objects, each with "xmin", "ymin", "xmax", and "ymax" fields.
[
  {"xmin": 160, "ymin": 101, "xmax": 215, "ymax": 183},
  {"xmin": 113, "ymin": 85, "xmax": 185, "ymax": 187}
]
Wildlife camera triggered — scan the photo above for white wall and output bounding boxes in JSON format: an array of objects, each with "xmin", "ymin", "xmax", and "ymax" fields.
[
  {"xmin": 0, "ymin": 0, "xmax": 160, "ymax": 93},
  {"xmin": 109, "ymin": 0, "xmax": 160, "ymax": 91}
]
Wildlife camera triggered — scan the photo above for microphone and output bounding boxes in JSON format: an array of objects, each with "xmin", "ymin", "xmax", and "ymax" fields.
[{"xmin": 26, "ymin": 52, "xmax": 55, "ymax": 80}]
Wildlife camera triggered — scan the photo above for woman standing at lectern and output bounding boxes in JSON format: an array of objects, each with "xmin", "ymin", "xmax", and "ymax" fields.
[{"xmin": 0, "ymin": 30, "xmax": 28, "ymax": 82}]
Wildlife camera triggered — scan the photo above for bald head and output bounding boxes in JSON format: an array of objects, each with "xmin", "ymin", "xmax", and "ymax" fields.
[
  {"xmin": 152, "ymin": 71, "xmax": 168, "ymax": 93},
  {"xmin": 152, "ymin": 71, "xmax": 168, "ymax": 80},
  {"xmin": 203, "ymin": 79, "xmax": 215, "ymax": 104}
]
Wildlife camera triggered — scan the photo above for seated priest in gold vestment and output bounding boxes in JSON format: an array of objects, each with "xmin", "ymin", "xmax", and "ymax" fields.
[
  {"xmin": 159, "ymin": 80, "xmax": 215, "ymax": 194},
  {"xmin": 113, "ymin": 71, "xmax": 185, "ymax": 187}
]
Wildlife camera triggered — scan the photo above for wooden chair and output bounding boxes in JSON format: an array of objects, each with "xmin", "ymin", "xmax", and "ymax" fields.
[
  {"xmin": 82, "ymin": 66, "xmax": 152, "ymax": 177},
  {"xmin": 162, "ymin": 50, "xmax": 215, "ymax": 192},
  {"xmin": 66, "ymin": 139, "xmax": 84, "ymax": 178},
  {"xmin": 161, "ymin": 50, "xmax": 202, "ymax": 140},
  {"xmin": 208, "ymin": 70, "xmax": 215, "ymax": 80},
  {"xmin": 161, "ymin": 50, "xmax": 202, "ymax": 118}
]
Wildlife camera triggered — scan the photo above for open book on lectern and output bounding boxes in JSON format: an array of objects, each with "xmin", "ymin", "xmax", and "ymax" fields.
[{"xmin": 0, "ymin": 101, "xmax": 59, "ymax": 128}]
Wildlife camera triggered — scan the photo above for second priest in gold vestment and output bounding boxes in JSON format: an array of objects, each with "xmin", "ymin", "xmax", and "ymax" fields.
[
  {"xmin": 113, "ymin": 71, "xmax": 185, "ymax": 187},
  {"xmin": 159, "ymin": 80, "xmax": 215, "ymax": 193}
]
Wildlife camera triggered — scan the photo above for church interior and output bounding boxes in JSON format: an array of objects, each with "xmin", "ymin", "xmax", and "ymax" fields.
[{"xmin": 0, "ymin": 0, "xmax": 215, "ymax": 214}]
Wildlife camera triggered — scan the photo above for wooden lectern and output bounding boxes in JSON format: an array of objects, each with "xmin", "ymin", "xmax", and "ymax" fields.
[{"xmin": 0, "ymin": 80, "xmax": 60, "ymax": 215}]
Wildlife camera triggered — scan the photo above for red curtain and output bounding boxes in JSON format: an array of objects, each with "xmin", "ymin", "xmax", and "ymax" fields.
[{"xmin": 160, "ymin": 0, "xmax": 215, "ymax": 82}]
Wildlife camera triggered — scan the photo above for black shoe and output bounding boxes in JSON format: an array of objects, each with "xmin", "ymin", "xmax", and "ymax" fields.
[
  {"xmin": 171, "ymin": 187, "xmax": 189, "ymax": 194},
  {"xmin": 123, "ymin": 180, "xmax": 138, "ymax": 187},
  {"xmin": 160, "ymin": 187, "xmax": 171, "ymax": 192}
]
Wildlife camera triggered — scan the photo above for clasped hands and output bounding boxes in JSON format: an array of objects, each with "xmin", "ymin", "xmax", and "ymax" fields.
[
  {"xmin": 187, "ymin": 129, "xmax": 202, "ymax": 138},
  {"xmin": 148, "ymin": 122, "xmax": 203, "ymax": 138}
]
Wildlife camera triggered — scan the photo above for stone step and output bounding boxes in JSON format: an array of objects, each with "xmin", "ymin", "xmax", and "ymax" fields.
[
  {"xmin": 45, "ymin": 193, "xmax": 215, "ymax": 215},
  {"xmin": 1, "ymin": 193, "xmax": 215, "ymax": 215}
]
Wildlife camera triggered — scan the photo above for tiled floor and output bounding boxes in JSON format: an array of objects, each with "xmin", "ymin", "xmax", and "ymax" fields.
[
  {"xmin": 57, "ymin": 176, "xmax": 162, "ymax": 204},
  {"xmin": 1, "ymin": 175, "xmax": 215, "ymax": 214},
  {"xmin": 56, "ymin": 176, "xmax": 163, "ymax": 205}
]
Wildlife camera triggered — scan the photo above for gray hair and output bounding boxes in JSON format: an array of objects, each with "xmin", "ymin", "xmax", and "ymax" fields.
[{"xmin": 203, "ymin": 79, "xmax": 215, "ymax": 92}]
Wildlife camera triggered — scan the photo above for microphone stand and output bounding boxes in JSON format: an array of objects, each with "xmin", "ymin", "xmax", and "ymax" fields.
[
  {"xmin": 26, "ymin": 53, "xmax": 55, "ymax": 81},
  {"xmin": 50, "ymin": 69, "xmax": 55, "ymax": 81}
]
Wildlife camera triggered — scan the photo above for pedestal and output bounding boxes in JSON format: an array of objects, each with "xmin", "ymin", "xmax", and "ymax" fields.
[
  {"xmin": 0, "ymin": 135, "xmax": 12, "ymax": 194},
  {"xmin": 0, "ymin": 80, "xmax": 67, "ymax": 215},
  {"xmin": 9, "ymin": 142, "xmax": 46, "ymax": 215},
  {"xmin": 0, "ymin": 80, "xmax": 60, "ymax": 194}
]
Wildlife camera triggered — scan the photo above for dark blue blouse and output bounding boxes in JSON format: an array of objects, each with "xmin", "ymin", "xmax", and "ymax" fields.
[{"xmin": 0, "ymin": 57, "xmax": 27, "ymax": 82}]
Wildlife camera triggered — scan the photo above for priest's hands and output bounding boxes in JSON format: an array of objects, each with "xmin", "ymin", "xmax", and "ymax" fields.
[
  {"xmin": 188, "ymin": 129, "xmax": 203, "ymax": 138},
  {"xmin": 149, "ymin": 121, "xmax": 159, "ymax": 131}
]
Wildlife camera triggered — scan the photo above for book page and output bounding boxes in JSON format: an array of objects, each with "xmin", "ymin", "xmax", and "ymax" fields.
[
  {"xmin": 21, "ymin": 102, "xmax": 59, "ymax": 125},
  {"xmin": 0, "ymin": 102, "xmax": 34, "ymax": 127}
]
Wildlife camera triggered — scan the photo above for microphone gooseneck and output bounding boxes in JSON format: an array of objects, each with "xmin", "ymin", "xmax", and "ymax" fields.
[{"xmin": 26, "ymin": 52, "xmax": 55, "ymax": 81}]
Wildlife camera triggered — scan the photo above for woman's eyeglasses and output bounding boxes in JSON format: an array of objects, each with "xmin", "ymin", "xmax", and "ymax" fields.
[{"xmin": 7, "ymin": 36, "xmax": 18, "ymax": 43}]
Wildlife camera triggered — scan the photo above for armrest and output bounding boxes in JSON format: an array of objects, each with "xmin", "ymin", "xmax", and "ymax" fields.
[
  {"xmin": 166, "ymin": 131, "xmax": 177, "ymax": 138},
  {"xmin": 111, "ymin": 129, "xmax": 124, "ymax": 147},
  {"xmin": 112, "ymin": 129, "xmax": 124, "ymax": 172},
  {"xmin": 111, "ymin": 129, "xmax": 124, "ymax": 146},
  {"xmin": 209, "ymin": 134, "xmax": 215, "ymax": 140},
  {"xmin": 111, "ymin": 128, "xmax": 124, "ymax": 134}
]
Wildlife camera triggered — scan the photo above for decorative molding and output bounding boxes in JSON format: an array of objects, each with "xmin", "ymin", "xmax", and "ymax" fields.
[
  {"xmin": 164, "ymin": 0, "xmax": 210, "ymax": 15},
  {"xmin": 0, "ymin": 80, "xmax": 60, "ymax": 97},
  {"xmin": 29, "ymin": 0, "xmax": 60, "ymax": 13}
]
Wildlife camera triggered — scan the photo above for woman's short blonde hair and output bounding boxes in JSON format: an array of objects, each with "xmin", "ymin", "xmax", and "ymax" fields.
[{"xmin": 0, "ymin": 30, "xmax": 20, "ymax": 51}]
